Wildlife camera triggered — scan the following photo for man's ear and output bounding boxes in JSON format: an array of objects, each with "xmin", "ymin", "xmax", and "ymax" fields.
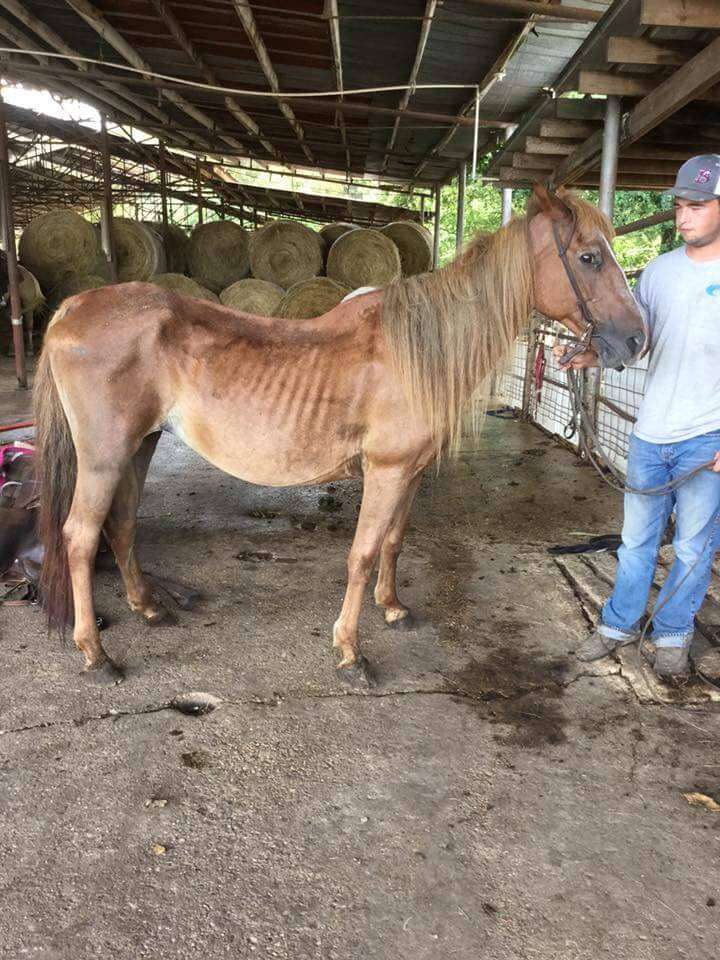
[{"xmin": 531, "ymin": 183, "xmax": 573, "ymax": 223}]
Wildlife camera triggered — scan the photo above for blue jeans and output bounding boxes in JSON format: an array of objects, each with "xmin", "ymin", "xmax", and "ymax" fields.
[{"xmin": 601, "ymin": 430, "xmax": 720, "ymax": 648}]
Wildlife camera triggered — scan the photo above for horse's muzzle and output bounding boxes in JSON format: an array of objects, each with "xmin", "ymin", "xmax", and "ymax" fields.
[{"xmin": 593, "ymin": 326, "xmax": 646, "ymax": 369}]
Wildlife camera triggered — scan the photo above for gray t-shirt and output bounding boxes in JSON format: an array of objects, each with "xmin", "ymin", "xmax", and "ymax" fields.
[{"xmin": 633, "ymin": 245, "xmax": 720, "ymax": 444}]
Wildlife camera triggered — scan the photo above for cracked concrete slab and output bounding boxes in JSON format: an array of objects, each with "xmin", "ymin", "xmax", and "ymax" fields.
[{"xmin": 0, "ymin": 360, "xmax": 719, "ymax": 959}]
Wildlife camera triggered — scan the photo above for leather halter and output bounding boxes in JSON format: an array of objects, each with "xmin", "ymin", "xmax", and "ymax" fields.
[{"xmin": 551, "ymin": 208, "xmax": 597, "ymax": 365}]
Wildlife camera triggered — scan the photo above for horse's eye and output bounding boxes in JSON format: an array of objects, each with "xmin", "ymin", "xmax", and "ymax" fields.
[{"xmin": 580, "ymin": 253, "xmax": 595, "ymax": 265}]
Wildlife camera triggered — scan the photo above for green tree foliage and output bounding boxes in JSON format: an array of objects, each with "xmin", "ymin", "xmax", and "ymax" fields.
[{"xmin": 399, "ymin": 161, "xmax": 678, "ymax": 274}]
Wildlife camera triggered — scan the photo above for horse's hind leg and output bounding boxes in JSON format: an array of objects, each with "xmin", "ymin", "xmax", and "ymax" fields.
[
  {"xmin": 103, "ymin": 433, "xmax": 164, "ymax": 623},
  {"xmin": 374, "ymin": 474, "xmax": 421, "ymax": 627},
  {"xmin": 64, "ymin": 461, "xmax": 125, "ymax": 680},
  {"xmin": 333, "ymin": 467, "xmax": 416, "ymax": 686}
]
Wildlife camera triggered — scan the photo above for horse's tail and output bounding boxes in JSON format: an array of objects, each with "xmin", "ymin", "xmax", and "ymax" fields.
[{"xmin": 33, "ymin": 347, "xmax": 76, "ymax": 632}]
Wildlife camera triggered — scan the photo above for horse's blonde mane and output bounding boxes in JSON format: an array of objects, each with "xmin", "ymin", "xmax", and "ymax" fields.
[{"xmin": 381, "ymin": 190, "xmax": 611, "ymax": 458}]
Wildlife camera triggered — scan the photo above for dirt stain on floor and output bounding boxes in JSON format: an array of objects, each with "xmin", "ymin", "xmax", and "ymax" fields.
[
  {"xmin": 424, "ymin": 531, "xmax": 568, "ymax": 749},
  {"xmin": 450, "ymin": 649, "xmax": 569, "ymax": 749}
]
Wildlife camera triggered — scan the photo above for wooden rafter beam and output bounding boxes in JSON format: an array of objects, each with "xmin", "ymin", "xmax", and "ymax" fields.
[
  {"xmin": 552, "ymin": 34, "xmax": 720, "ymax": 186},
  {"xmin": 640, "ymin": 0, "xmax": 720, "ymax": 29},
  {"xmin": 147, "ymin": 0, "xmax": 277, "ymax": 164},
  {"xmin": 411, "ymin": 0, "xmax": 543, "ymax": 182},
  {"xmin": 539, "ymin": 119, "xmax": 599, "ymax": 139},
  {"xmin": 231, "ymin": 0, "xmax": 314, "ymax": 165},
  {"xmin": 380, "ymin": 0, "xmax": 437, "ymax": 174},
  {"xmin": 578, "ymin": 69, "xmax": 720, "ymax": 101},
  {"xmin": 64, "ymin": 0, "xmax": 253, "ymax": 159},
  {"xmin": 0, "ymin": 0, "xmax": 180, "ymax": 136},
  {"xmin": 607, "ymin": 36, "xmax": 691, "ymax": 67},
  {"xmin": 466, "ymin": 0, "xmax": 602, "ymax": 22}
]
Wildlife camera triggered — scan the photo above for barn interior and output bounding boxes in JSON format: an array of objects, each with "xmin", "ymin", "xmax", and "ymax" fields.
[{"xmin": 0, "ymin": 3, "xmax": 719, "ymax": 958}]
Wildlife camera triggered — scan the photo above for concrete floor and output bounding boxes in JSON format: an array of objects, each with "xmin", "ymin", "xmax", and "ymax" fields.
[{"xmin": 0, "ymin": 358, "xmax": 718, "ymax": 960}]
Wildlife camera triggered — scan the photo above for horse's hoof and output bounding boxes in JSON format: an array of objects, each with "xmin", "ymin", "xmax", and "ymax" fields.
[
  {"xmin": 141, "ymin": 604, "xmax": 175, "ymax": 627},
  {"xmin": 82, "ymin": 658, "xmax": 124, "ymax": 685},
  {"xmin": 337, "ymin": 654, "xmax": 376, "ymax": 691},
  {"xmin": 385, "ymin": 610, "xmax": 414, "ymax": 630}
]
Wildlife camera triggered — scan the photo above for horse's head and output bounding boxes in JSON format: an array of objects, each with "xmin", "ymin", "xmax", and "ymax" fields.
[{"xmin": 528, "ymin": 184, "xmax": 647, "ymax": 368}]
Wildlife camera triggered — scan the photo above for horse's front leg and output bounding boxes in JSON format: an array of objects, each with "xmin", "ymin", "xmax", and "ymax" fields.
[
  {"xmin": 333, "ymin": 467, "xmax": 417, "ymax": 687},
  {"xmin": 374, "ymin": 474, "xmax": 421, "ymax": 627}
]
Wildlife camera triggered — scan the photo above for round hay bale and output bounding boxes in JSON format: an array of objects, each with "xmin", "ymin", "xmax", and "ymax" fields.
[
  {"xmin": 326, "ymin": 228, "xmax": 401, "ymax": 289},
  {"xmin": 49, "ymin": 273, "xmax": 107, "ymax": 310},
  {"xmin": 249, "ymin": 221, "xmax": 323, "ymax": 289},
  {"xmin": 145, "ymin": 221, "xmax": 189, "ymax": 274},
  {"xmin": 151, "ymin": 273, "xmax": 219, "ymax": 302},
  {"xmin": 312, "ymin": 229, "xmax": 328, "ymax": 269},
  {"xmin": 381, "ymin": 221, "xmax": 432, "ymax": 277},
  {"xmin": 18, "ymin": 266, "xmax": 44, "ymax": 313},
  {"xmin": 219, "ymin": 278, "xmax": 284, "ymax": 315},
  {"xmin": 188, "ymin": 220, "xmax": 250, "ymax": 293},
  {"xmin": 113, "ymin": 218, "xmax": 165, "ymax": 282},
  {"xmin": 276, "ymin": 277, "xmax": 351, "ymax": 319},
  {"xmin": 19, "ymin": 210, "xmax": 100, "ymax": 292},
  {"xmin": 319, "ymin": 222, "xmax": 356, "ymax": 247}
]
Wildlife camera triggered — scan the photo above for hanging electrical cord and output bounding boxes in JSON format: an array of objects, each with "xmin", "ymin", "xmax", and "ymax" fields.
[{"xmin": 0, "ymin": 47, "xmax": 484, "ymax": 178}]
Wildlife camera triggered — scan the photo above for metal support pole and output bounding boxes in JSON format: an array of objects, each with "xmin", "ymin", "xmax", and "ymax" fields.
[
  {"xmin": 99, "ymin": 115, "xmax": 117, "ymax": 282},
  {"xmin": 501, "ymin": 124, "xmax": 518, "ymax": 225},
  {"xmin": 0, "ymin": 93, "xmax": 26, "ymax": 388},
  {"xmin": 196, "ymin": 157, "xmax": 204, "ymax": 225},
  {"xmin": 584, "ymin": 95, "xmax": 622, "ymax": 445},
  {"xmin": 432, "ymin": 185, "xmax": 441, "ymax": 269},
  {"xmin": 455, "ymin": 162, "xmax": 466, "ymax": 253},
  {"xmin": 599, "ymin": 96, "xmax": 621, "ymax": 220},
  {"xmin": 159, "ymin": 140, "xmax": 169, "ymax": 229}
]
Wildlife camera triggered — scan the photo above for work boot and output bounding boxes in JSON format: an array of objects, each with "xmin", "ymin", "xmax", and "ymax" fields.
[
  {"xmin": 653, "ymin": 646, "xmax": 691, "ymax": 681},
  {"xmin": 575, "ymin": 626, "xmax": 637, "ymax": 662}
]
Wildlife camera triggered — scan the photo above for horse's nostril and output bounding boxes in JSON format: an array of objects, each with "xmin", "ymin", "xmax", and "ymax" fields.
[{"xmin": 626, "ymin": 335, "xmax": 642, "ymax": 354}]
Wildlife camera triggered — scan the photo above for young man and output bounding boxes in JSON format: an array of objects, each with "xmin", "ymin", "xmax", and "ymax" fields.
[{"xmin": 557, "ymin": 155, "xmax": 720, "ymax": 680}]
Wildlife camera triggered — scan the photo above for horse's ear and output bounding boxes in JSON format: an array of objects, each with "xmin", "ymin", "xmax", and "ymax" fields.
[{"xmin": 531, "ymin": 183, "xmax": 572, "ymax": 223}]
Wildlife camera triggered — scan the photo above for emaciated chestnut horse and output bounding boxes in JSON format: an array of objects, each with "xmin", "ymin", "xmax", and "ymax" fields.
[{"xmin": 34, "ymin": 186, "xmax": 645, "ymax": 685}]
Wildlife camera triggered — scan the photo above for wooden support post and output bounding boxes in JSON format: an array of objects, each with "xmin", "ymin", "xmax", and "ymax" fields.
[
  {"xmin": 432, "ymin": 185, "xmax": 441, "ymax": 268},
  {"xmin": 0, "ymin": 92, "xmax": 26, "ymax": 388},
  {"xmin": 455, "ymin": 162, "xmax": 466, "ymax": 253},
  {"xmin": 196, "ymin": 156, "xmax": 204, "ymax": 225},
  {"xmin": 159, "ymin": 139, "xmax": 169, "ymax": 228},
  {"xmin": 99, "ymin": 115, "xmax": 117, "ymax": 281}
]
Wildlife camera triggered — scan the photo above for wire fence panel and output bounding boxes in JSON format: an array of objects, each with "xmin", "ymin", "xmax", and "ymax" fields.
[
  {"xmin": 595, "ymin": 356, "xmax": 648, "ymax": 474},
  {"xmin": 528, "ymin": 325, "xmax": 578, "ymax": 446},
  {"xmin": 495, "ymin": 325, "xmax": 649, "ymax": 477},
  {"xmin": 496, "ymin": 334, "xmax": 528, "ymax": 409}
]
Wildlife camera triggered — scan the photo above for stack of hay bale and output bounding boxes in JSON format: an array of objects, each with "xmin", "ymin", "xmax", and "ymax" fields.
[{"xmin": 16, "ymin": 207, "xmax": 433, "ymax": 323}]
